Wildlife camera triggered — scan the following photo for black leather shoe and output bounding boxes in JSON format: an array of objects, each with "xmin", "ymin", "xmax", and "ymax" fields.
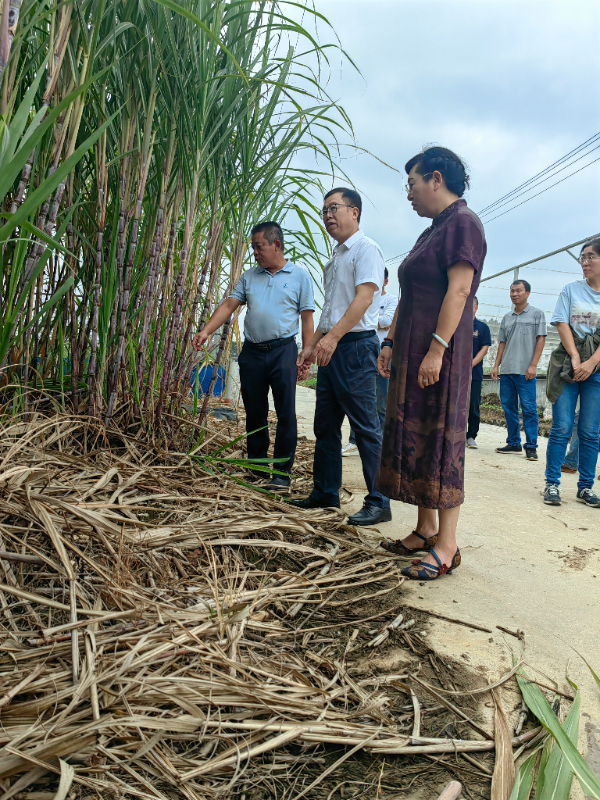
[
  {"xmin": 348, "ymin": 503, "xmax": 392, "ymax": 526},
  {"xmin": 266, "ymin": 475, "xmax": 291, "ymax": 491},
  {"xmin": 289, "ymin": 496, "xmax": 340, "ymax": 510}
]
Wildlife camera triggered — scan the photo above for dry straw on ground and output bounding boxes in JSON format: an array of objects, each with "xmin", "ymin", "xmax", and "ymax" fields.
[{"xmin": 0, "ymin": 412, "xmax": 541, "ymax": 799}]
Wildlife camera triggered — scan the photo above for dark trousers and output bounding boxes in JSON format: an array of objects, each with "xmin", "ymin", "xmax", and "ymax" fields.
[
  {"xmin": 349, "ymin": 373, "xmax": 389, "ymax": 445},
  {"xmin": 467, "ymin": 379, "xmax": 482, "ymax": 440},
  {"xmin": 238, "ymin": 339, "xmax": 298, "ymax": 475},
  {"xmin": 310, "ymin": 334, "xmax": 389, "ymax": 508}
]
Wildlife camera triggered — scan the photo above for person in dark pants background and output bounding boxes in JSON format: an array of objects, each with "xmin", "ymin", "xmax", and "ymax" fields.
[
  {"xmin": 192, "ymin": 221, "xmax": 315, "ymax": 490},
  {"xmin": 293, "ymin": 187, "xmax": 391, "ymax": 526},
  {"xmin": 466, "ymin": 297, "xmax": 491, "ymax": 448}
]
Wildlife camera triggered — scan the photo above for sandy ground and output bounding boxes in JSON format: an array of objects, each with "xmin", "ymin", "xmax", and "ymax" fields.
[{"xmin": 293, "ymin": 385, "xmax": 600, "ymax": 775}]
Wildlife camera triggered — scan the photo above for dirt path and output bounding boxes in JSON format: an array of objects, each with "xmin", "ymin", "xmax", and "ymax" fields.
[{"xmin": 294, "ymin": 386, "xmax": 600, "ymax": 772}]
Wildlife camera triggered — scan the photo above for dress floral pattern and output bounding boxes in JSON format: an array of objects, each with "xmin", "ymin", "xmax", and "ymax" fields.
[{"xmin": 377, "ymin": 200, "xmax": 487, "ymax": 509}]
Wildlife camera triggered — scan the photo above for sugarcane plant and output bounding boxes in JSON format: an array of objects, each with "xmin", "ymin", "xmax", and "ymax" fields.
[{"xmin": 0, "ymin": 0, "xmax": 353, "ymax": 433}]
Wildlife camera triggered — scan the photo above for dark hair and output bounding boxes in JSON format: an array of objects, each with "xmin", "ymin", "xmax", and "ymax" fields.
[
  {"xmin": 251, "ymin": 221, "xmax": 284, "ymax": 251},
  {"xmin": 324, "ymin": 187, "xmax": 362, "ymax": 223},
  {"xmin": 384, "ymin": 267, "xmax": 389, "ymax": 280},
  {"xmin": 404, "ymin": 146, "xmax": 470, "ymax": 197},
  {"xmin": 511, "ymin": 279, "xmax": 531, "ymax": 293},
  {"xmin": 473, "ymin": 296, "xmax": 479, "ymax": 305},
  {"xmin": 580, "ymin": 237, "xmax": 600, "ymax": 257}
]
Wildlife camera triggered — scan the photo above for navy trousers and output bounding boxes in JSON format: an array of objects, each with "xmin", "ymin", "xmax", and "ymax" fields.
[
  {"xmin": 467, "ymin": 379, "xmax": 482, "ymax": 440},
  {"xmin": 310, "ymin": 333, "xmax": 389, "ymax": 508},
  {"xmin": 238, "ymin": 339, "xmax": 298, "ymax": 475}
]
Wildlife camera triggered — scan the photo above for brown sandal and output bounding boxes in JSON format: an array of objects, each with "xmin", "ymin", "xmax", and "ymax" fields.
[{"xmin": 380, "ymin": 530, "xmax": 438, "ymax": 556}]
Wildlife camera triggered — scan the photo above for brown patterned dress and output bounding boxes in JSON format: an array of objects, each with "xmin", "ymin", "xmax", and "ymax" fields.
[{"xmin": 377, "ymin": 199, "xmax": 487, "ymax": 509}]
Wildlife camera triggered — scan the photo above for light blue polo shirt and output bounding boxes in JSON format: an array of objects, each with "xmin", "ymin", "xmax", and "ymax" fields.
[{"xmin": 230, "ymin": 261, "xmax": 315, "ymax": 344}]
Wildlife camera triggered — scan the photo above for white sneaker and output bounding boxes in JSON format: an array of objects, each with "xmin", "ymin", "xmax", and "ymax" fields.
[
  {"xmin": 466, "ymin": 437, "xmax": 478, "ymax": 449},
  {"xmin": 341, "ymin": 443, "xmax": 359, "ymax": 457}
]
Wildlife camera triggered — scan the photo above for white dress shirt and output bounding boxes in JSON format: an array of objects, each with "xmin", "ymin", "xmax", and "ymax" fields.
[
  {"xmin": 376, "ymin": 292, "xmax": 399, "ymax": 343},
  {"xmin": 318, "ymin": 230, "xmax": 386, "ymax": 334}
]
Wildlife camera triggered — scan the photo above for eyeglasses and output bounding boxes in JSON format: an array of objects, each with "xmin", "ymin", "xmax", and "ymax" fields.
[
  {"xmin": 320, "ymin": 203, "xmax": 356, "ymax": 219},
  {"xmin": 579, "ymin": 254, "xmax": 600, "ymax": 264},
  {"xmin": 404, "ymin": 172, "xmax": 433, "ymax": 194}
]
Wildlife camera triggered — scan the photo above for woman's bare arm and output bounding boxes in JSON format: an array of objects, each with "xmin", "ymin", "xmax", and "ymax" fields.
[{"xmin": 418, "ymin": 262, "xmax": 475, "ymax": 388}]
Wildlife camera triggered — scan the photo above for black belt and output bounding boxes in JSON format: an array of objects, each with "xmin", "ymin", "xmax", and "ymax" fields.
[
  {"xmin": 337, "ymin": 330, "xmax": 376, "ymax": 345},
  {"xmin": 243, "ymin": 336, "xmax": 295, "ymax": 353}
]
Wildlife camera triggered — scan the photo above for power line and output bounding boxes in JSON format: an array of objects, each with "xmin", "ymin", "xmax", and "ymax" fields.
[
  {"xmin": 385, "ymin": 250, "xmax": 409, "ymax": 264},
  {"xmin": 478, "ymin": 131, "xmax": 600, "ymax": 216},
  {"xmin": 482, "ymin": 155, "xmax": 600, "ymax": 223},
  {"xmin": 479, "ymin": 143, "xmax": 600, "ymax": 220}
]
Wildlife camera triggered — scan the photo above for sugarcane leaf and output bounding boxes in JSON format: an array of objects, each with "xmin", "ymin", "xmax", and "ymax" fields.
[
  {"xmin": 0, "ymin": 111, "xmax": 117, "ymax": 244},
  {"xmin": 534, "ymin": 735, "xmax": 554, "ymax": 800},
  {"xmin": 517, "ymin": 672, "xmax": 600, "ymax": 799},
  {"xmin": 0, "ymin": 65, "xmax": 112, "ymax": 202},
  {"xmin": 21, "ymin": 277, "xmax": 74, "ymax": 335},
  {"xmin": 153, "ymin": 0, "xmax": 253, "ymax": 93},
  {"xmin": 2, "ymin": 55, "xmax": 49, "ymax": 162},
  {"xmin": 510, "ymin": 752, "xmax": 537, "ymax": 800},
  {"xmin": 537, "ymin": 692, "xmax": 580, "ymax": 800},
  {"xmin": 492, "ymin": 691, "xmax": 516, "ymax": 800},
  {"xmin": 0, "ymin": 215, "xmax": 77, "ymax": 259}
]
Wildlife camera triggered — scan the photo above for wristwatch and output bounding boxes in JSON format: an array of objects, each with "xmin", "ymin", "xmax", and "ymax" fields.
[{"xmin": 381, "ymin": 338, "xmax": 393, "ymax": 349}]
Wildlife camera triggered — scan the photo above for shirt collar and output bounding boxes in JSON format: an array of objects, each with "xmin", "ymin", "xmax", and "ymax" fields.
[
  {"xmin": 259, "ymin": 260, "xmax": 293, "ymax": 275},
  {"xmin": 511, "ymin": 304, "xmax": 531, "ymax": 316},
  {"xmin": 335, "ymin": 229, "xmax": 364, "ymax": 253}
]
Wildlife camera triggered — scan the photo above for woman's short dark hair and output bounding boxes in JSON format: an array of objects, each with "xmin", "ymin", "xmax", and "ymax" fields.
[
  {"xmin": 580, "ymin": 238, "xmax": 600, "ymax": 257},
  {"xmin": 384, "ymin": 267, "xmax": 389, "ymax": 280},
  {"xmin": 324, "ymin": 187, "xmax": 362, "ymax": 223},
  {"xmin": 404, "ymin": 146, "xmax": 470, "ymax": 197},
  {"xmin": 511, "ymin": 279, "xmax": 531, "ymax": 293}
]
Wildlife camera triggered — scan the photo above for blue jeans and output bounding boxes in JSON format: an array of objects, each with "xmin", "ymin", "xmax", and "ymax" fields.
[
  {"xmin": 563, "ymin": 412, "xmax": 579, "ymax": 471},
  {"xmin": 545, "ymin": 372, "xmax": 600, "ymax": 490},
  {"xmin": 311, "ymin": 335, "xmax": 390, "ymax": 508},
  {"xmin": 499, "ymin": 374, "xmax": 539, "ymax": 448},
  {"xmin": 349, "ymin": 373, "xmax": 389, "ymax": 446}
]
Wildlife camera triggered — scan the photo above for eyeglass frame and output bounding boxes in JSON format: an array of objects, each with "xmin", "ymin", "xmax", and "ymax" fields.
[
  {"xmin": 579, "ymin": 253, "xmax": 600, "ymax": 264},
  {"xmin": 404, "ymin": 172, "xmax": 434, "ymax": 195},
  {"xmin": 320, "ymin": 203, "xmax": 357, "ymax": 219}
]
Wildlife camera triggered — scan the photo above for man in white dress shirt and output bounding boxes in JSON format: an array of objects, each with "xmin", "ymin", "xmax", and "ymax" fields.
[
  {"xmin": 342, "ymin": 267, "xmax": 398, "ymax": 456},
  {"xmin": 292, "ymin": 188, "xmax": 391, "ymax": 525}
]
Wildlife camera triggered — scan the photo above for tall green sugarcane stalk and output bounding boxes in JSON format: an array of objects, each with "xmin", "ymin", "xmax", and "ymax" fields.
[{"xmin": 0, "ymin": 0, "xmax": 355, "ymax": 431}]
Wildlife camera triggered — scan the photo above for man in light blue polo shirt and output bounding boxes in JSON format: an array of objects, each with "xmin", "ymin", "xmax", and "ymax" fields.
[{"xmin": 193, "ymin": 222, "xmax": 315, "ymax": 489}]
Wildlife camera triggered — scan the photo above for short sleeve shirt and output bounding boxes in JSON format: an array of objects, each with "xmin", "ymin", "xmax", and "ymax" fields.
[
  {"xmin": 318, "ymin": 230, "xmax": 386, "ymax": 333},
  {"xmin": 497, "ymin": 305, "xmax": 547, "ymax": 375},
  {"xmin": 550, "ymin": 280, "xmax": 600, "ymax": 338},
  {"xmin": 230, "ymin": 261, "xmax": 315, "ymax": 343},
  {"xmin": 472, "ymin": 318, "xmax": 492, "ymax": 380}
]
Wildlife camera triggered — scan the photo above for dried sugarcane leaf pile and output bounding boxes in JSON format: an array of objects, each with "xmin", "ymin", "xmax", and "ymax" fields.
[{"xmin": 0, "ymin": 413, "xmax": 539, "ymax": 799}]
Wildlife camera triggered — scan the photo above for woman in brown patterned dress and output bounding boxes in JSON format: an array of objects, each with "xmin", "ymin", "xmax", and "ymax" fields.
[{"xmin": 377, "ymin": 147, "xmax": 487, "ymax": 581}]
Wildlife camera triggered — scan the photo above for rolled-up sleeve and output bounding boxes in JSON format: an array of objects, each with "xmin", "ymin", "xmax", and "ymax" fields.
[
  {"xmin": 230, "ymin": 272, "xmax": 247, "ymax": 303},
  {"xmin": 550, "ymin": 287, "xmax": 570, "ymax": 327},
  {"xmin": 354, "ymin": 241, "xmax": 385, "ymax": 289},
  {"xmin": 298, "ymin": 270, "xmax": 316, "ymax": 312}
]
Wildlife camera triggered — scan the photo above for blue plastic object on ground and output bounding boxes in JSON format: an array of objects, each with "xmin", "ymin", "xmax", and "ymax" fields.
[{"xmin": 189, "ymin": 365, "xmax": 226, "ymax": 397}]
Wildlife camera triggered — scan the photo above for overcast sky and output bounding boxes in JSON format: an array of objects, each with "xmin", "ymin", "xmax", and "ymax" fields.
[{"xmin": 299, "ymin": 0, "xmax": 600, "ymax": 320}]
